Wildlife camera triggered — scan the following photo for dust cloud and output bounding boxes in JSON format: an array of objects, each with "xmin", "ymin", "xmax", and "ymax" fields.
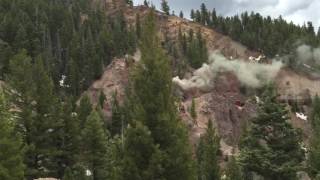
[{"xmin": 173, "ymin": 53, "xmax": 283, "ymax": 91}]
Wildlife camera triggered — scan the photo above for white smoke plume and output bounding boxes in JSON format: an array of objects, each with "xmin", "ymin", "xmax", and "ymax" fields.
[
  {"xmin": 296, "ymin": 45, "xmax": 320, "ymax": 65},
  {"xmin": 173, "ymin": 53, "xmax": 283, "ymax": 91}
]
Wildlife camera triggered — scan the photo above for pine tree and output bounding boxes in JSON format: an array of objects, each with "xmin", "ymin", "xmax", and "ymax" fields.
[
  {"xmin": 111, "ymin": 91, "xmax": 123, "ymax": 136},
  {"xmin": 14, "ymin": 24, "xmax": 28, "ymax": 50},
  {"xmin": 83, "ymin": 28, "xmax": 95, "ymax": 86},
  {"xmin": 0, "ymin": 90, "xmax": 25, "ymax": 180},
  {"xmin": 65, "ymin": 58, "xmax": 80, "ymax": 98},
  {"xmin": 190, "ymin": 9, "xmax": 195, "ymax": 20},
  {"xmin": 0, "ymin": 39, "xmax": 12, "ymax": 77},
  {"xmin": 127, "ymin": 26, "xmax": 137, "ymax": 55},
  {"xmin": 61, "ymin": 99, "xmax": 82, "ymax": 170},
  {"xmin": 77, "ymin": 95, "xmax": 92, "ymax": 128},
  {"xmin": 92, "ymin": 54, "xmax": 103, "ymax": 80},
  {"xmin": 186, "ymin": 29, "xmax": 208, "ymax": 69},
  {"xmin": 136, "ymin": 13, "xmax": 141, "ymax": 39},
  {"xmin": 8, "ymin": 50, "xmax": 34, "ymax": 102},
  {"xmin": 9, "ymin": 51, "xmax": 63, "ymax": 178},
  {"xmin": 195, "ymin": 10, "xmax": 201, "ymax": 23},
  {"xmin": 8, "ymin": 50, "xmax": 35, "ymax": 177},
  {"xmin": 32, "ymin": 56, "xmax": 64, "ymax": 177},
  {"xmin": 239, "ymin": 86, "xmax": 304, "ymax": 180},
  {"xmin": 63, "ymin": 167, "xmax": 75, "ymax": 180},
  {"xmin": 196, "ymin": 120, "xmax": 220, "ymax": 180},
  {"xmin": 143, "ymin": 0, "xmax": 149, "ymax": 6},
  {"xmin": 122, "ymin": 121, "xmax": 164, "ymax": 180},
  {"xmin": 179, "ymin": 28, "xmax": 187, "ymax": 55},
  {"xmin": 99, "ymin": 91, "xmax": 106, "ymax": 108},
  {"xmin": 308, "ymin": 95, "xmax": 320, "ymax": 178},
  {"xmin": 226, "ymin": 156, "xmax": 243, "ymax": 180},
  {"xmin": 211, "ymin": 8, "xmax": 217, "ymax": 27},
  {"xmin": 161, "ymin": 0, "xmax": 170, "ymax": 15},
  {"xmin": 190, "ymin": 97, "xmax": 197, "ymax": 120},
  {"xmin": 129, "ymin": 11, "xmax": 196, "ymax": 180},
  {"xmin": 200, "ymin": 3, "xmax": 208, "ymax": 25},
  {"xmin": 196, "ymin": 29, "xmax": 208, "ymax": 64},
  {"xmin": 179, "ymin": 11, "xmax": 184, "ymax": 18},
  {"xmin": 105, "ymin": 135, "xmax": 123, "ymax": 180},
  {"xmin": 82, "ymin": 109, "xmax": 111, "ymax": 180}
]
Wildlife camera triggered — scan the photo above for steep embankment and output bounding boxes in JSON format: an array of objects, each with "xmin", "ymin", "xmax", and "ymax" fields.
[{"xmin": 85, "ymin": 2, "xmax": 320, "ymax": 156}]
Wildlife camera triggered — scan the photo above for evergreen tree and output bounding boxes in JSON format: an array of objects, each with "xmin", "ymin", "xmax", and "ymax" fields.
[
  {"xmin": 136, "ymin": 13, "xmax": 142, "ymax": 39},
  {"xmin": 111, "ymin": 91, "xmax": 123, "ymax": 136},
  {"xmin": 0, "ymin": 90, "xmax": 25, "ymax": 180},
  {"xmin": 99, "ymin": 91, "xmax": 106, "ymax": 108},
  {"xmin": 211, "ymin": 9, "xmax": 217, "ymax": 27},
  {"xmin": 0, "ymin": 1, "xmax": 141, "ymax": 179},
  {"xmin": 178, "ymin": 27, "xmax": 187, "ymax": 55},
  {"xmin": 239, "ymin": 86, "xmax": 304, "ymax": 180},
  {"xmin": 82, "ymin": 109, "xmax": 111, "ymax": 180},
  {"xmin": 9, "ymin": 51, "xmax": 63, "ymax": 178},
  {"xmin": 61, "ymin": 99, "xmax": 82, "ymax": 170},
  {"xmin": 65, "ymin": 58, "xmax": 80, "ymax": 98},
  {"xmin": 77, "ymin": 95, "xmax": 92, "ymax": 128},
  {"xmin": 161, "ymin": 0, "xmax": 170, "ymax": 15},
  {"xmin": 190, "ymin": 9, "xmax": 195, "ymax": 20},
  {"xmin": 63, "ymin": 167, "xmax": 75, "ymax": 180},
  {"xmin": 31, "ymin": 56, "xmax": 63, "ymax": 177},
  {"xmin": 144, "ymin": 0, "xmax": 149, "ymax": 7},
  {"xmin": 129, "ymin": 11, "xmax": 196, "ymax": 180},
  {"xmin": 200, "ymin": 3, "xmax": 208, "ymax": 25},
  {"xmin": 186, "ymin": 29, "xmax": 208, "ymax": 69},
  {"xmin": 127, "ymin": 26, "xmax": 137, "ymax": 55},
  {"xmin": 196, "ymin": 120, "xmax": 220, "ymax": 180},
  {"xmin": 122, "ymin": 121, "xmax": 164, "ymax": 180},
  {"xmin": 179, "ymin": 11, "xmax": 184, "ymax": 18},
  {"xmin": 225, "ymin": 156, "xmax": 243, "ymax": 180},
  {"xmin": 0, "ymin": 39, "xmax": 12, "ymax": 78},
  {"xmin": 190, "ymin": 97, "xmax": 197, "ymax": 120},
  {"xmin": 189, "ymin": 5, "xmax": 318, "ymax": 58},
  {"xmin": 92, "ymin": 55, "xmax": 103, "ymax": 80},
  {"xmin": 195, "ymin": 10, "xmax": 201, "ymax": 23},
  {"xmin": 8, "ymin": 50, "xmax": 35, "ymax": 177},
  {"xmin": 103, "ymin": 135, "xmax": 124, "ymax": 180},
  {"xmin": 308, "ymin": 95, "xmax": 320, "ymax": 178}
]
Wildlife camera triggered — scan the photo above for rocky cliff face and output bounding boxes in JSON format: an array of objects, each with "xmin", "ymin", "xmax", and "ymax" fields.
[{"xmin": 84, "ymin": 2, "xmax": 320, "ymax": 156}]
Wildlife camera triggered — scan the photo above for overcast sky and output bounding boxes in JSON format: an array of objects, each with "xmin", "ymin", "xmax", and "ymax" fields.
[{"xmin": 133, "ymin": 0, "xmax": 320, "ymax": 30}]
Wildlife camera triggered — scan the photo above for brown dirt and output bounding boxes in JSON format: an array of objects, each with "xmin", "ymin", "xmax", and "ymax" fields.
[{"xmin": 84, "ymin": 57, "xmax": 129, "ymax": 118}]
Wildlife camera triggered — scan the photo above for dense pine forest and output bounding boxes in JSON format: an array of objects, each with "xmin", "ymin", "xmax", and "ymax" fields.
[
  {"xmin": 190, "ymin": 3, "xmax": 319, "ymax": 57},
  {"xmin": 1, "ymin": 0, "xmax": 320, "ymax": 179}
]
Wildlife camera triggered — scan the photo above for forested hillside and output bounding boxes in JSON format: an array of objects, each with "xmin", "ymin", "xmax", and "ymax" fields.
[
  {"xmin": 0, "ymin": 0, "xmax": 137, "ymax": 179},
  {"xmin": 190, "ymin": 3, "xmax": 319, "ymax": 57},
  {"xmin": 0, "ymin": 0, "xmax": 136, "ymax": 95},
  {"xmin": 1, "ymin": 0, "xmax": 320, "ymax": 180}
]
